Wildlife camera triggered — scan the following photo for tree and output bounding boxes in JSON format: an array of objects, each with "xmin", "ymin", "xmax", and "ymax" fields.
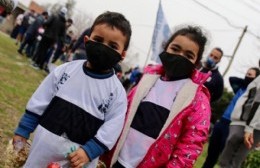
[
  {"xmin": 210, "ymin": 88, "xmax": 234, "ymax": 124},
  {"xmin": 72, "ymin": 10, "xmax": 93, "ymax": 37},
  {"xmin": 122, "ymin": 44, "xmax": 141, "ymax": 69},
  {"xmin": 41, "ymin": 2, "xmax": 62, "ymax": 15},
  {"xmin": 65, "ymin": 0, "xmax": 76, "ymax": 19}
]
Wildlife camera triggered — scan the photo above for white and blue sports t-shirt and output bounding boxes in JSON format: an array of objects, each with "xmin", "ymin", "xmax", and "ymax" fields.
[
  {"xmin": 118, "ymin": 78, "xmax": 188, "ymax": 168},
  {"xmin": 20, "ymin": 60, "xmax": 127, "ymax": 167}
]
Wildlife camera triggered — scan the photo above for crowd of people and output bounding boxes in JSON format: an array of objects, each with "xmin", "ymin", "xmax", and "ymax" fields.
[
  {"xmin": 0, "ymin": 3, "xmax": 259, "ymax": 168},
  {"xmin": 9, "ymin": 7, "xmax": 77, "ymax": 73}
]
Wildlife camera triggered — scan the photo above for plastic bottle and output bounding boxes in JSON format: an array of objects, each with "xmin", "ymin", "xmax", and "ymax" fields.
[{"xmin": 13, "ymin": 140, "xmax": 24, "ymax": 152}]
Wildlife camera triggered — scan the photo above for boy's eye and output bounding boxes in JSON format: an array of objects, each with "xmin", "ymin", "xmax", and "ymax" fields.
[
  {"xmin": 93, "ymin": 37, "xmax": 103, "ymax": 43},
  {"xmin": 109, "ymin": 43, "xmax": 119, "ymax": 50},
  {"xmin": 110, "ymin": 44, "xmax": 119, "ymax": 50}
]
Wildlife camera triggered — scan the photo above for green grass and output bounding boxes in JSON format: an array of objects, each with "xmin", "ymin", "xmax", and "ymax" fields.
[
  {"xmin": 0, "ymin": 32, "xmax": 218, "ymax": 167},
  {"xmin": 0, "ymin": 32, "xmax": 47, "ymax": 167}
]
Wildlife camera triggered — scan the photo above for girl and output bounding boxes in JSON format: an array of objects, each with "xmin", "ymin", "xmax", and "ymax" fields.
[{"xmin": 101, "ymin": 25, "xmax": 211, "ymax": 168}]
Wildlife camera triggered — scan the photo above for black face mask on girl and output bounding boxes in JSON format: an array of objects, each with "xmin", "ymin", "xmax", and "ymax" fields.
[
  {"xmin": 159, "ymin": 52, "xmax": 195, "ymax": 80},
  {"xmin": 85, "ymin": 41, "xmax": 122, "ymax": 71}
]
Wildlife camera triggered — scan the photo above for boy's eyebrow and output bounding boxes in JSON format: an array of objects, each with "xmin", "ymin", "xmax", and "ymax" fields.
[{"xmin": 92, "ymin": 35, "xmax": 103, "ymax": 39}]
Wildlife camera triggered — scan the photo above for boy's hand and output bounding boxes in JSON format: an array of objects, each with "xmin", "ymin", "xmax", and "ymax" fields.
[
  {"xmin": 244, "ymin": 132, "xmax": 254, "ymax": 149},
  {"xmin": 13, "ymin": 135, "xmax": 27, "ymax": 145},
  {"xmin": 68, "ymin": 147, "xmax": 89, "ymax": 168}
]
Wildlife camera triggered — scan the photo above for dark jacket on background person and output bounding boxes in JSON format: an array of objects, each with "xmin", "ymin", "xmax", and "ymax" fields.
[
  {"xmin": 43, "ymin": 13, "xmax": 66, "ymax": 42},
  {"xmin": 26, "ymin": 14, "xmax": 45, "ymax": 37},
  {"xmin": 21, "ymin": 12, "xmax": 35, "ymax": 30},
  {"xmin": 201, "ymin": 67, "xmax": 224, "ymax": 102},
  {"xmin": 229, "ymin": 77, "xmax": 246, "ymax": 94},
  {"xmin": 33, "ymin": 13, "xmax": 66, "ymax": 69}
]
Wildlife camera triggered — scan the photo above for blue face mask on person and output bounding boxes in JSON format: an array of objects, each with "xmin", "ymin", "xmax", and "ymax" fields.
[{"xmin": 206, "ymin": 57, "xmax": 216, "ymax": 68}]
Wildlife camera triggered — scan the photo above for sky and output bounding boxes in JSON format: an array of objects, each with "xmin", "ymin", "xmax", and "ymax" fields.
[{"xmin": 21, "ymin": 0, "xmax": 260, "ymax": 88}]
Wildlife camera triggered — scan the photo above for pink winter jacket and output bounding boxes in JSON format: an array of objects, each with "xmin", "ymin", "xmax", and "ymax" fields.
[{"xmin": 100, "ymin": 65, "xmax": 211, "ymax": 168}]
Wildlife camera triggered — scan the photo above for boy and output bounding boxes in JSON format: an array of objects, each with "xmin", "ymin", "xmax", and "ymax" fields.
[{"xmin": 12, "ymin": 11, "xmax": 132, "ymax": 168}]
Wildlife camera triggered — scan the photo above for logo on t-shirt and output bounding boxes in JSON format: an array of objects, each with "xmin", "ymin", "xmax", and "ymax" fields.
[
  {"xmin": 55, "ymin": 72, "xmax": 70, "ymax": 91},
  {"xmin": 98, "ymin": 93, "xmax": 114, "ymax": 113}
]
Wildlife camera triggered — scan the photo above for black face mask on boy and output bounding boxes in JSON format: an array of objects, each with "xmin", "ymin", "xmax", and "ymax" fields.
[
  {"xmin": 159, "ymin": 51, "xmax": 195, "ymax": 80},
  {"xmin": 85, "ymin": 41, "xmax": 122, "ymax": 71}
]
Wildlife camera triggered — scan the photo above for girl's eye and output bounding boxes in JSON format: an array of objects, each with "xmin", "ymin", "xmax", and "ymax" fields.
[{"xmin": 185, "ymin": 54, "xmax": 195, "ymax": 61}]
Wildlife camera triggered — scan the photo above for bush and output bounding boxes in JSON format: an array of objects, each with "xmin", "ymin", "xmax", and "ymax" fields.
[
  {"xmin": 242, "ymin": 149, "xmax": 260, "ymax": 168},
  {"xmin": 211, "ymin": 88, "xmax": 233, "ymax": 124}
]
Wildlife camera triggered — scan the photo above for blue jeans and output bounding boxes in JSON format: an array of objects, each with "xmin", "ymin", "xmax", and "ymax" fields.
[{"xmin": 19, "ymin": 33, "xmax": 35, "ymax": 57}]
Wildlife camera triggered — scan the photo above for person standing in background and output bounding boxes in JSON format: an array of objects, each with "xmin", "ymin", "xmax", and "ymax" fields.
[
  {"xmin": 219, "ymin": 68, "xmax": 260, "ymax": 168},
  {"xmin": 200, "ymin": 47, "xmax": 224, "ymax": 103},
  {"xmin": 33, "ymin": 7, "xmax": 67, "ymax": 70},
  {"xmin": 202, "ymin": 67, "xmax": 260, "ymax": 168},
  {"xmin": 17, "ymin": 11, "xmax": 48, "ymax": 57}
]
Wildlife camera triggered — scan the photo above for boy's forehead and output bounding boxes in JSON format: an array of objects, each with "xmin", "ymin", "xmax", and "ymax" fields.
[
  {"xmin": 91, "ymin": 24, "xmax": 127, "ymax": 45},
  {"xmin": 92, "ymin": 23, "xmax": 119, "ymax": 33}
]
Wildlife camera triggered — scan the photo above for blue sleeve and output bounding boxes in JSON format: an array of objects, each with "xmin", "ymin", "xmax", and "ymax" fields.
[
  {"xmin": 222, "ymin": 89, "xmax": 245, "ymax": 120},
  {"xmin": 14, "ymin": 111, "xmax": 40, "ymax": 139},
  {"xmin": 81, "ymin": 138, "xmax": 108, "ymax": 160}
]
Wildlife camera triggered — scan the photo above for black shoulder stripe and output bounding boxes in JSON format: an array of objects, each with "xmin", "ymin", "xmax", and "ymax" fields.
[
  {"xmin": 25, "ymin": 110, "xmax": 41, "ymax": 118},
  {"xmin": 246, "ymin": 102, "xmax": 260, "ymax": 125}
]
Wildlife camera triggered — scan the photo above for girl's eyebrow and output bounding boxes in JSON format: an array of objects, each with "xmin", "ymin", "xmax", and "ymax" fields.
[
  {"xmin": 170, "ymin": 43, "xmax": 181, "ymax": 49},
  {"xmin": 171, "ymin": 43, "xmax": 196, "ymax": 59}
]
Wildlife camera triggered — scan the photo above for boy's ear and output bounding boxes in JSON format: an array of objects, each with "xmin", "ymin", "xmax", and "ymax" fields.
[
  {"xmin": 84, "ymin": 35, "xmax": 90, "ymax": 43},
  {"xmin": 121, "ymin": 51, "xmax": 126, "ymax": 60}
]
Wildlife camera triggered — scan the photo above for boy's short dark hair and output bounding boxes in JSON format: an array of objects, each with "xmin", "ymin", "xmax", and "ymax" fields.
[
  {"xmin": 90, "ymin": 11, "xmax": 132, "ymax": 50},
  {"xmin": 164, "ymin": 26, "xmax": 207, "ymax": 65}
]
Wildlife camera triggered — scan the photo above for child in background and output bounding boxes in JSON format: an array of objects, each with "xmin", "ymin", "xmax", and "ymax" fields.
[{"xmin": 12, "ymin": 11, "xmax": 132, "ymax": 168}]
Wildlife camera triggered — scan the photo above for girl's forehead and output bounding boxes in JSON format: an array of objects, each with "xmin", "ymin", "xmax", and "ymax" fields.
[{"xmin": 171, "ymin": 36, "xmax": 199, "ymax": 51}]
